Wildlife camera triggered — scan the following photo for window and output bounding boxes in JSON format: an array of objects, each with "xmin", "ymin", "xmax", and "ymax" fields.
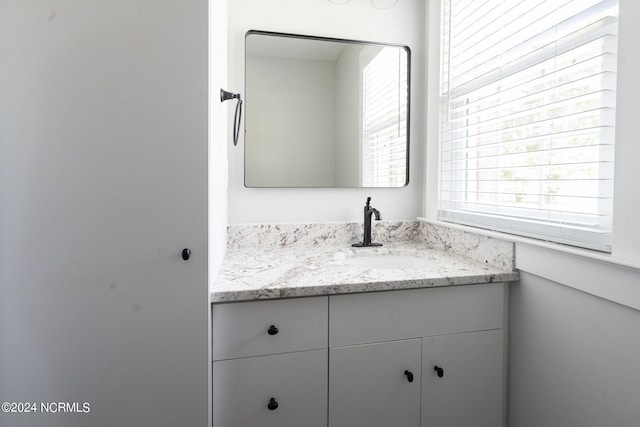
[
  {"xmin": 363, "ymin": 47, "xmax": 409, "ymax": 187},
  {"xmin": 438, "ymin": 0, "xmax": 618, "ymax": 251}
]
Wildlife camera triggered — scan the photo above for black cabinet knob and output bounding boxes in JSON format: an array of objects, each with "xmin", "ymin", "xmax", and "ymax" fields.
[
  {"xmin": 267, "ymin": 397, "xmax": 279, "ymax": 410},
  {"xmin": 267, "ymin": 325, "xmax": 279, "ymax": 335},
  {"xmin": 404, "ymin": 370, "xmax": 414, "ymax": 383},
  {"xmin": 433, "ymin": 365, "xmax": 444, "ymax": 378},
  {"xmin": 181, "ymin": 248, "xmax": 191, "ymax": 261}
]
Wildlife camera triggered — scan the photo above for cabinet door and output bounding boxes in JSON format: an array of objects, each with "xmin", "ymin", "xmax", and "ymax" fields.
[
  {"xmin": 422, "ymin": 329, "xmax": 504, "ymax": 427},
  {"xmin": 212, "ymin": 349, "xmax": 327, "ymax": 427},
  {"xmin": 329, "ymin": 339, "xmax": 421, "ymax": 427}
]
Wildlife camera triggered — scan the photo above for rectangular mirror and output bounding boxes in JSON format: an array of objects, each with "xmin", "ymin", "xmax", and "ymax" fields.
[{"xmin": 244, "ymin": 30, "xmax": 410, "ymax": 188}]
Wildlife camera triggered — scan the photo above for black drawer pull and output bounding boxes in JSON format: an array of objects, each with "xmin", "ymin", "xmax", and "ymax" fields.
[
  {"xmin": 267, "ymin": 397, "xmax": 279, "ymax": 411},
  {"xmin": 434, "ymin": 365, "xmax": 444, "ymax": 378},
  {"xmin": 404, "ymin": 370, "xmax": 414, "ymax": 383},
  {"xmin": 181, "ymin": 248, "xmax": 191, "ymax": 261},
  {"xmin": 267, "ymin": 325, "xmax": 279, "ymax": 335}
]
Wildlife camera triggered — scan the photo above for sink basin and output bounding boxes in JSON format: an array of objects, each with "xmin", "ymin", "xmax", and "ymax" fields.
[{"xmin": 344, "ymin": 255, "xmax": 427, "ymax": 270}]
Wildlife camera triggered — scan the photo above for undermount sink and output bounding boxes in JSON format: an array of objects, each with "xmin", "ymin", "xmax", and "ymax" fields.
[{"xmin": 344, "ymin": 254, "xmax": 428, "ymax": 270}]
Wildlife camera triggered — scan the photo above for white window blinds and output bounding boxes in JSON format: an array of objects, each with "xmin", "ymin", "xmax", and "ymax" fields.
[
  {"xmin": 363, "ymin": 47, "xmax": 409, "ymax": 187},
  {"xmin": 439, "ymin": 0, "xmax": 618, "ymax": 251}
]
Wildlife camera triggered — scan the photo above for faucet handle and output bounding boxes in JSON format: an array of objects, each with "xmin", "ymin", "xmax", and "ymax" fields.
[{"xmin": 366, "ymin": 196, "xmax": 372, "ymax": 206}]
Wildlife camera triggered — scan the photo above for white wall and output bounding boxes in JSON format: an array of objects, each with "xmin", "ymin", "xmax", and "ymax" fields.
[
  {"xmin": 0, "ymin": 1, "xmax": 209, "ymax": 426},
  {"xmin": 228, "ymin": 0, "xmax": 425, "ymax": 223},
  {"xmin": 509, "ymin": 272, "xmax": 640, "ymax": 427},
  {"xmin": 335, "ymin": 44, "xmax": 364, "ymax": 187},
  {"xmin": 210, "ymin": 0, "xmax": 229, "ymax": 426},
  {"xmin": 245, "ymin": 55, "xmax": 337, "ymax": 186},
  {"xmin": 211, "ymin": 2, "xmax": 229, "ymax": 274},
  {"xmin": 507, "ymin": 243, "xmax": 640, "ymax": 427}
]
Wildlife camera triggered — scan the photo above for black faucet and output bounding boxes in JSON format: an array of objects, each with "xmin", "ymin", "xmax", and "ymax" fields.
[{"xmin": 353, "ymin": 197, "xmax": 383, "ymax": 247}]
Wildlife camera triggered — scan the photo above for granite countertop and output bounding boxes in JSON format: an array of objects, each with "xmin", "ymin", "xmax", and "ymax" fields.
[{"xmin": 211, "ymin": 237, "xmax": 519, "ymax": 303}]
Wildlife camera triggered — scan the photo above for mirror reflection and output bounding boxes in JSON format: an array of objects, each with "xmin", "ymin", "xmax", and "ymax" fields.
[{"xmin": 244, "ymin": 31, "xmax": 410, "ymax": 188}]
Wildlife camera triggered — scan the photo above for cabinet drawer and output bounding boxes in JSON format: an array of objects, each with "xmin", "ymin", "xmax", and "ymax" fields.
[
  {"xmin": 212, "ymin": 349, "xmax": 328, "ymax": 427},
  {"xmin": 212, "ymin": 296, "xmax": 328, "ymax": 360},
  {"xmin": 329, "ymin": 283, "xmax": 504, "ymax": 347}
]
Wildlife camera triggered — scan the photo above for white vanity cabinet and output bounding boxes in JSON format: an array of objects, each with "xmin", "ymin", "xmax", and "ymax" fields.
[{"xmin": 212, "ymin": 283, "xmax": 505, "ymax": 427}]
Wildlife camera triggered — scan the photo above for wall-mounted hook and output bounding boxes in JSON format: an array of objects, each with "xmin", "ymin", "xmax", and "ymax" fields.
[{"xmin": 220, "ymin": 89, "xmax": 242, "ymax": 146}]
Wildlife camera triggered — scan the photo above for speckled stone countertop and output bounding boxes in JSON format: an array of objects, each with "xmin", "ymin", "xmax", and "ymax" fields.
[{"xmin": 211, "ymin": 221, "xmax": 519, "ymax": 303}]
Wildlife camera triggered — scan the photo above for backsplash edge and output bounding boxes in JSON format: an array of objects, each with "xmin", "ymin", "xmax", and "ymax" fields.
[{"xmin": 226, "ymin": 220, "xmax": 515, "ymax": 270}]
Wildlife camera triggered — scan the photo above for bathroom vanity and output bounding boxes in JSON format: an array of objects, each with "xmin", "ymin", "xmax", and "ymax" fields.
[{"xmin": 211, "ymin": 221, "xmax": 518, "ymax": 427}]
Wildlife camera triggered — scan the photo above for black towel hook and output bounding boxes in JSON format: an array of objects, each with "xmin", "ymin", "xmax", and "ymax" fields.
[{"xmin": 220, "ymin": 89, "xmax": 242, "ymax": 146}]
